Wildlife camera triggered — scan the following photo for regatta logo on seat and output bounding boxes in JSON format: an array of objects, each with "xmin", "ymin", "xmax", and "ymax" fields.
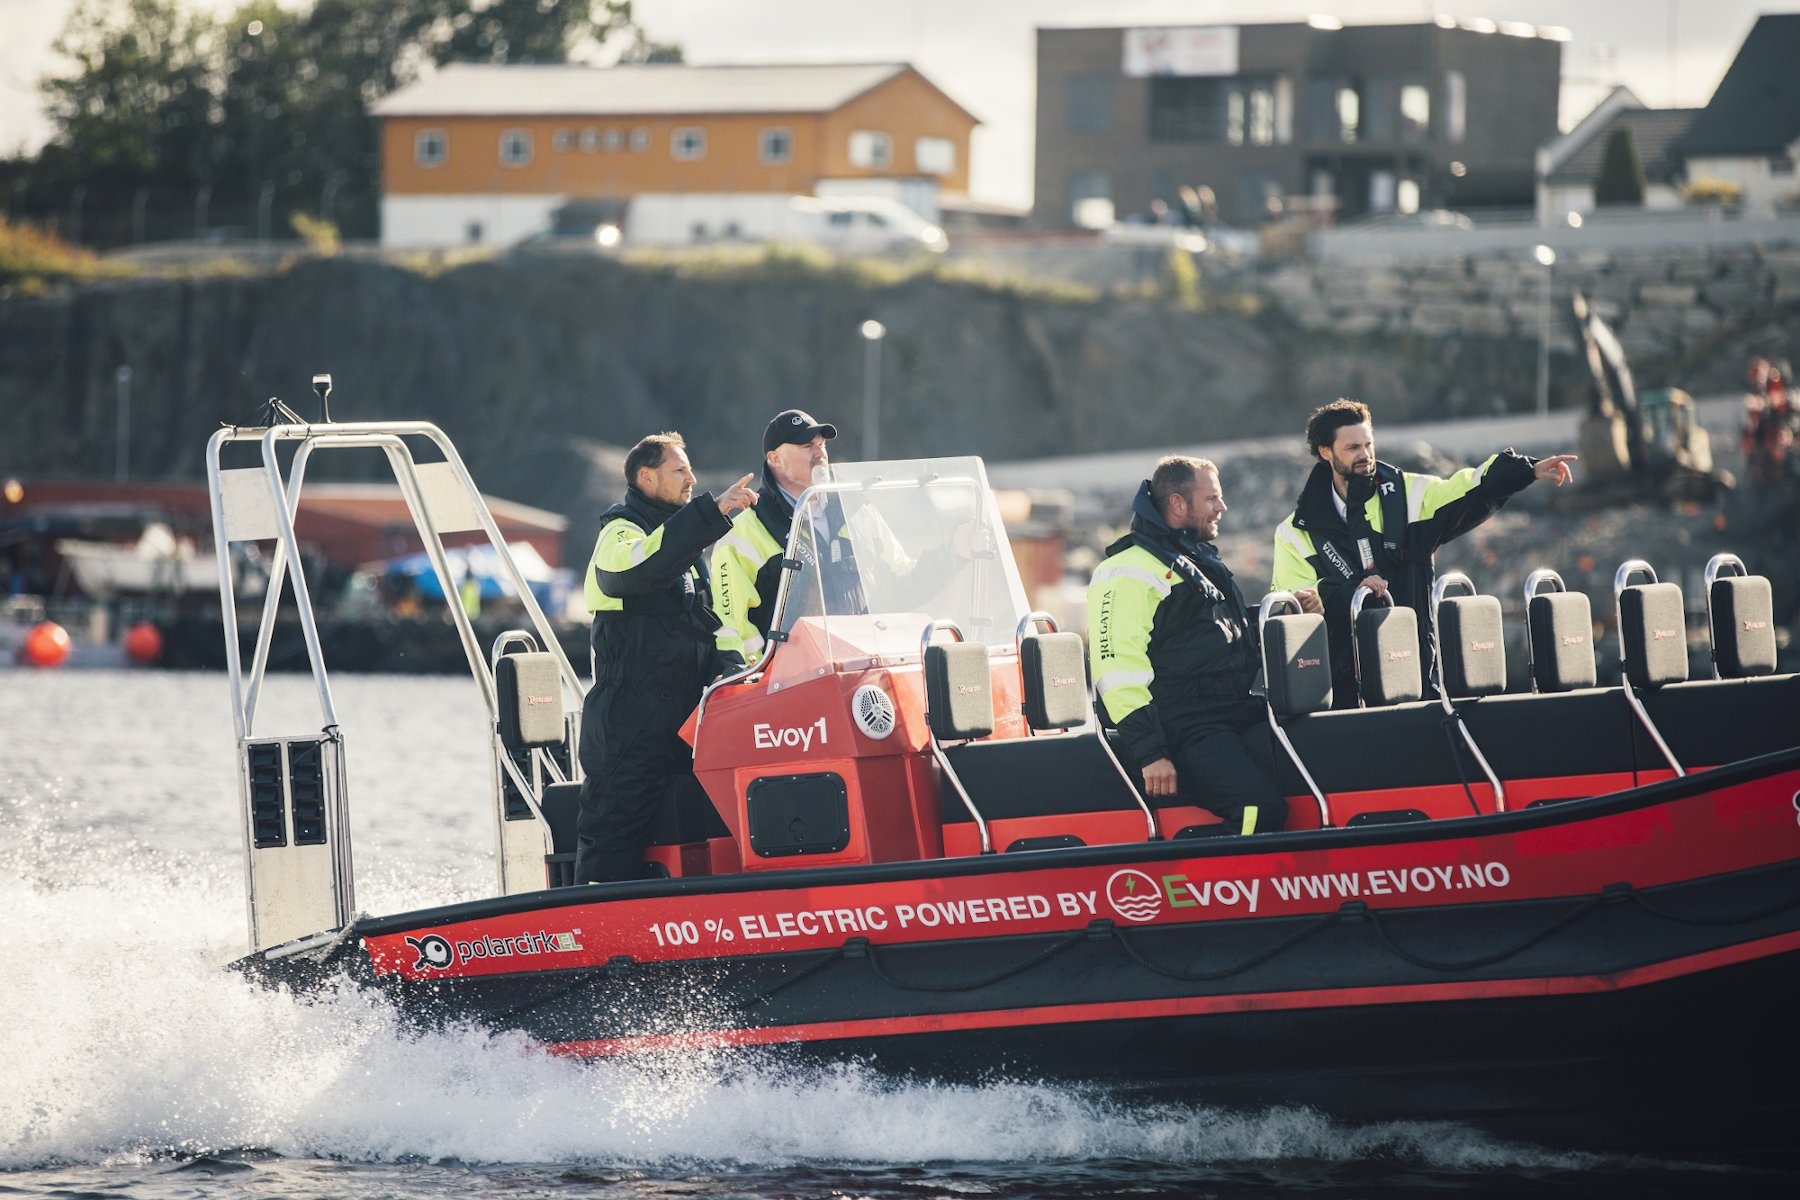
[
  {"xmin": 1562, "ymin": 634, "xmax": 1586, "ymax": 646},
  {"xmin": 1387, "ymin": 648, "xmax": 1412, "ymax": 661},
  {"xmin": 1652, "ymin": 628, "xmax": 1678, "ymax": 640},
  {"xmin": 526, "ymin": 694, "xmax": 556, "ymax": 706},
  {"xmin": 956, "ymin": 684, "xmax": 982, "ymax": 695},
  {"xmin": 1297, "ymin": 657, "xmax": 1321, "ymax": 668},
  {"xmin": 754, "ymin": 717, "xmax": 828, "ymax": 751},
  {"xmin": 1051, "ymin": 676, "xmax": 1080, "ymax": 687},
  {"xmin": 1745, "ymin": 619, "xmax": 1767, "ymax": 631},
  {"xmin": 1106, "ymin": 869, "xmax": 1164, "ymax": 923},
  {"xmin": 1468, "ymin": 640, "xmax": 1495, "ymax": 652}
]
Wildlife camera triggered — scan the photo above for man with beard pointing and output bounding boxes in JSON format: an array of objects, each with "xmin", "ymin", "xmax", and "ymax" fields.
[{"xmin": 1272, "ymin": 399, "xmax": 1576, "ymax": 707}]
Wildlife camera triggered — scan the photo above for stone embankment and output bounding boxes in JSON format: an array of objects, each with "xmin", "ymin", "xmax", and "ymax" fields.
[{"xmin": 1265, "ymin": 242, "xmax": 1800, "ymax": 376}]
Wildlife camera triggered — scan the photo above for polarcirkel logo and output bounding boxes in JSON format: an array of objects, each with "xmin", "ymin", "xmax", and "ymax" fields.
[{"xmin": 1105, "ymin": 869, "xmax": 1164, "ymax": 923}]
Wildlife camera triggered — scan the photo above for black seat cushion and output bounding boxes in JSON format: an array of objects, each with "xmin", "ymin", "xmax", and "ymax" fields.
[
  {"xmin": 925, "ymin": 641, "xmax": 995, "ymax": 741},
  {"xmin": 495, "ymin": 651, "xmax": 564, "ymax": 750},
  {"xmin": 1619, "ymin": 583, "xmax": 1688, "ymax": 688},
  {"xmin": 1439, "ymin": 594, "xmax": 1506, "ymax": 698},
  {"xmin": 1710, "ymin": 576, "xmax": 1777, "ymax": 678},
  {"xmin": 1528, "ymin": 592, "xmax": 1597, "ymax": 692},
  {"xmin": 1356, "ymin": 605, "xmax": 1422, "ymax": 707},
  {"xmin": 1264, "ymin": 612, "xmax": 1332, "ymax": 716},
  {"xmin": 1021, "ymin": 632, "xmax": 1090, "ymax": 731}
]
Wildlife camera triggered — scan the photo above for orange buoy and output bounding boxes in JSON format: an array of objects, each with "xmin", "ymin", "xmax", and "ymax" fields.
[
  {"xmin": 124, "ymin": 621, "xmax": 164, "ymax": 666},
  {"xmin": 21, "ymin": 621, "xmax": 71, "ymax": 668}
]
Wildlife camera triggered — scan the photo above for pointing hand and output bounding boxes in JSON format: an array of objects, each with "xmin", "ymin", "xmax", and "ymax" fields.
[
  {"xmin": 717, "ymin": 473, "xmax": 758, "ymax": 517},
  {"xmin": 1535, "ymin": 454, "xmax": 1578, "ymax": 486}
]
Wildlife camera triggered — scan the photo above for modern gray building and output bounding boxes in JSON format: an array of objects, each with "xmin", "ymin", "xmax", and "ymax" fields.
[{"xmin": 1033, "ymin": 19, "xmax": 1563, "ymax": 228}]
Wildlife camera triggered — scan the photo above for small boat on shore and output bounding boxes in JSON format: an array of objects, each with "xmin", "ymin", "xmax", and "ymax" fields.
[{"xmin": 212, "ymin": 411, "xmax": 1800, "ymax": 1162}]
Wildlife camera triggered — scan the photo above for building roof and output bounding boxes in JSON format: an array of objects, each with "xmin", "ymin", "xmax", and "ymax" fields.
[
  {"xmin": 1546, "ymin": 106, "xmax": 1699, "ymax": 185},
  {"xmin": 371, "ymin": 61, "xmax": 963, "ymax": 120},
  {"xmin": 1674, "ymin": 14, "xmax": 1800, "ymax": 157}
]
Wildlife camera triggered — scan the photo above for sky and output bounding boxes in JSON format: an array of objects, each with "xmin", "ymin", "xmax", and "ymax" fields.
[{"xmin": 1, "ymin": 0, "xmax": 1791, "ymax": 210}]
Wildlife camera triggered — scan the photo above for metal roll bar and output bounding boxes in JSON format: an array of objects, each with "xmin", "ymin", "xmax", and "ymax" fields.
[
  {"xmin": 1257, "ymin": 591, "xmax": 1332, "ymax": 828},
  {"xmin": 1346, "ymin": 580, "xmax": 1392, "ymax": 706},
  {"xmin": 1613, "ymin": 559, "xmax": 1685, "ymax": 777},
  {"xmin": 921, "ymin": 618, "xmax": 992, "ymax": 853},
  {"xmin": 1430, "ymin": 571, "xmax": 1507, "ymax": 812},
  {"xmin": 1014, "ymin": 610, "xmax": 1158, "ymax": 840}
]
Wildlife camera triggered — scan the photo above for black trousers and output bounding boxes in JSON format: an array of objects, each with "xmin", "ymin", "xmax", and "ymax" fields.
[
  {"xmin": 572, "ymin": 672, "xmax": 697, "ymax": 885},
  {"xmin": 1160, "ymin": 702, "xmax": 1289, "ymax": 833}
]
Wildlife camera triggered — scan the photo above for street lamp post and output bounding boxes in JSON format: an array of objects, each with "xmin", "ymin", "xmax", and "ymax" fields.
[
  {"xmin": 1534, "ymin": 243, "xmax": 1557, "ymax": 419},
  {"xmin": 114, "ymin": 365, "xmax": 133, "ymax": 482},
  {"xmin": 860, "ymin": 319, "xmax": 886, "ymax": 460}
]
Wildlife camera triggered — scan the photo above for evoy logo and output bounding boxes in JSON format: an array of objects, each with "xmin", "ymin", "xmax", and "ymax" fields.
[
  {"xmin": 1106, "ymin": 869, "xmax": 1164, "ymax": 923},
  {"xmin": 406, "ymin": 933, "xmax": 455, "ymax": 971}
]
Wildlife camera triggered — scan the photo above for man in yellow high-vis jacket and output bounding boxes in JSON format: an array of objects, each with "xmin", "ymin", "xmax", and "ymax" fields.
[
  {"xmin": 1089, "ymin": 456, "xmax": 1287, "ymax": 835},
  {"xmin": 1272, "ymin": 399, "xmax": 1576, "ymax": 707},
  {"xmin": 574, "ymin": 432, "xmax": 756, "ymax": 884}
]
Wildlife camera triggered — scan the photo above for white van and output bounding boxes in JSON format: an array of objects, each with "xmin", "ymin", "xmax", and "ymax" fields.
[{"xmin": 623, "ymin": 193, "xmax": 946, "ymax": 253}]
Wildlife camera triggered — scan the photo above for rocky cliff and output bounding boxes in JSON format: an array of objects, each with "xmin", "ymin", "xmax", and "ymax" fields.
[{"xmin": 3, "ymin": 245, "xmax": 1793, "ymax": 559}]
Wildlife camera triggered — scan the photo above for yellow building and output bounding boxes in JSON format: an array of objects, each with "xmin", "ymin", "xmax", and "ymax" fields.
[{"xmin": 371, "ymin": 62, "xmax": 979, "ymax": 247}]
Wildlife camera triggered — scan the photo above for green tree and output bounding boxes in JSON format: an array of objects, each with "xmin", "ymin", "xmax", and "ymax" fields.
[
  {"xmin": 1594, "ymin": 125, "xmax": 1647, "ymax": 207},
  {"xmin": 21, "ymin": 0, "xmax": 674, "ymax": 243},
  {"xmin": 38, "ymin": 0, "xmax": 218, "ymax": 189}
]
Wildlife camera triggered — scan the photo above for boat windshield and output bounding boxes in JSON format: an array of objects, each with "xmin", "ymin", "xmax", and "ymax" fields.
[{"xmin": 764, "ymin": 457, "xmax": 1029, "ymax": 685}]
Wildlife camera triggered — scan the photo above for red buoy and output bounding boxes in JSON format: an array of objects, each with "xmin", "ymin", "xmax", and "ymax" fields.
[
  {"xmin": 21, "ymin": 621, "xmax": 71, "ymax": 668},
  {"xmin": 124, "ymin": 621, "xmax": 163, "ymax": 666}
]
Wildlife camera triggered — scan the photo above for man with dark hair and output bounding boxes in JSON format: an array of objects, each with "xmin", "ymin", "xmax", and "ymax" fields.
[
  {"xmin": 1273, "ymin": 399, "xmax": 1577, "ymax": 706},
  {"xmin": 574, "ymin": 432, "xmax": 757, "ymax": 884},
  {"xmin": 1089, "ymin": 456, "xmax": 1287, "ymax": 834}
]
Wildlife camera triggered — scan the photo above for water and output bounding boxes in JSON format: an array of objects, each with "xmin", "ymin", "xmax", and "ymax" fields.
[{"xmin": 2, "ymin": 669, "xmax": 1794, "ymax": 1198}]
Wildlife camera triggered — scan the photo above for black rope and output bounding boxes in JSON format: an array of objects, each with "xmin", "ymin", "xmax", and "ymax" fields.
[
  {"xmin": 222, "ymin": 396, "xmax": 305, "ymax": 431},
  {"xmin": 1624, "ymin": 883, "xmax": 1800, "ymax": 927},
  {"xmin": 1364, "ymin": 894, "xmax": 1605, "ymax": 972},
  {"xmin": 1113, "ymin": 910, "xmax": 1337, "ymax": 982},
  {"xmin": 862, "ymin": 928, "xmax": 1087, "ymax": 993},
  {"xmin": 1439, "ymin": 711, "xmax": 1484, "ymax": 818}
]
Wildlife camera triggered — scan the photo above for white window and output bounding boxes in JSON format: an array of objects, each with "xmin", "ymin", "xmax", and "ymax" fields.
[
  {"xmin": 499, "ymin": 128, "xmax": 533, "ymax": 167},
  {"xmin": 414, "ymin": 128, "xmax": 447, "ymax": 167},
  {"xmin": 760, "ymin": 127, "xmax": 793, "ymax": 165},
  {"xmin": 1444, "ymin": 71, "xmax": 1467, "ymax": 143},
  {"xmin": 915, "ymin": 136, "xmax": 954, "ymax": 175},
  {"xmin": 579, "ymin": 128, "xmax": 599, "ymax": 152},
  {"xmin": 849, "ymin": 130, "xmax": 892, "ymax": 169},
  {"xmin": 629, "ymin": 127, "xmax": 650, "ymax": 151},
  {"xmin": 602, "ymin": 129, "xmax": 622, "ymax": 152},
  {"xmin": 552, "ymin": 128, "xmax": 573, "ymax": 152},
  {"xmin": 1400, "ymin": 85, "xmax": 1430, "ymax": 139},
  {"xmin": 672, "ymin": 127, "xmax": 706, "ymax": 160}
]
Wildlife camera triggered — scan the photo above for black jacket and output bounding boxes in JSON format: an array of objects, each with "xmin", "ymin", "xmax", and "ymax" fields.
[
  {"xmin": 1274, "ymin": 453, "xmax": 1538, "ymax": 702},
  {"xmin": 1089, "ymin": 481, "xmax": 1260, "ymax": 766}
]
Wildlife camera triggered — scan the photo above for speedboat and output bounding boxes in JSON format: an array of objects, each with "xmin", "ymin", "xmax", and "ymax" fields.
[{"xmin": 209, "ymin": 409, "xmax": 1800, "ymax": 1160}]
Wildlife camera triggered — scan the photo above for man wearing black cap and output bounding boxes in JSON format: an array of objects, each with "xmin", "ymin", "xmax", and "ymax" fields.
[{"xmin": 712, "ymin": 409, "xmax": 843, "ymax": 664}]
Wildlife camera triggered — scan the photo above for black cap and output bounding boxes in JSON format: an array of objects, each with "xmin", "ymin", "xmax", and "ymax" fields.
[{"xmin": 763, "ymin": 409, "xmax": 838, "ymax": 454}]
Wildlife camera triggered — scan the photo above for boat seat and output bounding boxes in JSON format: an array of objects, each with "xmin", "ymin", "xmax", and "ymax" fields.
[
  {"xmin": 1527, "ymin": 589, "xmax": 1597, "ymax": 693},
  {"xmin": 1707, "ymin": 559, "xmax": 1777, "ymax": 679},
  {"xmin": 1260, "ymin": 599, "xmax": 1334, "ymax": 826},
  {"xmin": 1438, "ymin": 593, "xmax": 1506, "ymax": 700},
  {"xmin": 1353, "ymin": 593, "xmax": 1423, "ymax": 707},
  {"xmin": 1616, "ymin": 563, "xmax": 1688, "ymax": 776},
  {"xmin": 925, "ymin": 634, "xmax": 1153, "ymax": 855}
]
